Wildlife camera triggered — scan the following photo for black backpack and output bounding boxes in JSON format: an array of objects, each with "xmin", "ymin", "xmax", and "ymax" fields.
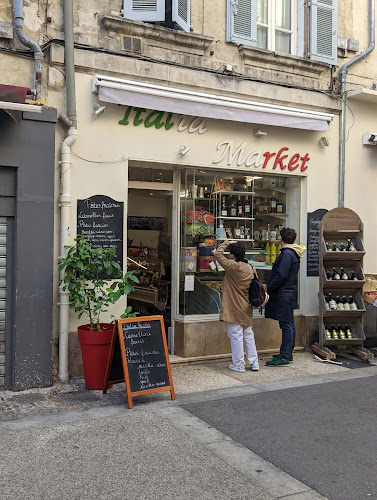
[{"xmin": 248, "ymin": 267, "xmax": 269, "ymax": 310}]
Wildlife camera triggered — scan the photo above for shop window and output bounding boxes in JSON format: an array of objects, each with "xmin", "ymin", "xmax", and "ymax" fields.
[
  {"xmin": 226, "ymin": 0, "xmax": 337, "ymax": 64},
  {"xmin": 123, "ymin": 0, "xmax": 191, "ymax": 33},
  {"xmin": 178, "ymin": 168, "xmax": 301, "ymax": 317}
]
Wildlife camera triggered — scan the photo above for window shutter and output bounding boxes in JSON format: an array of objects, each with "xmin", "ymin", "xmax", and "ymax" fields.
[
  {"xmin": 123, "ymin": 0, "xmax": 165, "ymax": 22},
  {"xmin": 172, "ymin": 0, "xmax": 191, "ymax": 32},
  {"xmin": 309, "ymin": 0, "xmax": 337, "ymax": 65},
  {"xmin": 226, "ymin": 0, "xmax": 257, "ymax": 46}
]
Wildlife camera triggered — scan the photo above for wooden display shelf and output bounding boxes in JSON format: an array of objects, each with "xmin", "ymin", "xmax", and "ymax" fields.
[
  {"xmin": 323, "ymin": 251, "xmax": 365, "ymax": 261},
  {"xmin": 321, "ymin": 320, "xmax": 366, "ymax": 346},
  {"xmin": 322, "ymin": 289, "xmax": 365, "ymax": 314},
  {"xmin": 322, "ymin": 262, "xmax": 365, "ymax": 286}
]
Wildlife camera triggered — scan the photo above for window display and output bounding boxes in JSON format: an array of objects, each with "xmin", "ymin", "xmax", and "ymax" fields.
[{"xmin": 179, "ymin": 168, "xmax": 301, "ymax": 316}]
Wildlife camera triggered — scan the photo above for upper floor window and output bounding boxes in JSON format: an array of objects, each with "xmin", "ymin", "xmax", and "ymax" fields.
[
  {"xmin": 227, "ymin": 0, "xmax": 337, "ymax": 65},
  {"xmin": 123, "ymin": 0, "xmax": 191, "ymax": 32}
]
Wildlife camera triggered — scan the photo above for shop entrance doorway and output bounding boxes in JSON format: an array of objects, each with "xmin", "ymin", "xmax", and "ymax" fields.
[{"xmin": 127, "ymin": 165, "xmax": 173, "ymax": 350}]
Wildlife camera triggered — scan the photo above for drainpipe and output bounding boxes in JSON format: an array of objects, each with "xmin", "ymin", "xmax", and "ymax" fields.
[
  {"xmin": 14, "ymin": 0, "xmax": 43, "ymax": 100},
  {"xmin": 338, "ymin": 0, "xmax": 375, "ymax": 207},
  {"xmin": 58, "ymin": 0, "xmax": 78, "ymax": 383}
]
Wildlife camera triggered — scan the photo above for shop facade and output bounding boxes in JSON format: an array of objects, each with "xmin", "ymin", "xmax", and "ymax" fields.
[{"xmin": 67, "ymin": 72, "xmax": 343, "ymax": 363}]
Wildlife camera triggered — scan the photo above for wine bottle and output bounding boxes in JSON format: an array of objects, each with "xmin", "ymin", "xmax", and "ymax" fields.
[
  {"xmin": 346, "ymin": 239, "xmax": 356, "ymax": 251},
  {"xmin": 336, "ymin": 295, "xmax": 344, "ymax": 310},
  {"xmin": 332, "ymin": 267, "xmax": 341, "ymax": 280},
  {"xmin": 325, "ymin": 242, "xmax": 331, "ymax": 251},
  {"xmin": 331, "ymin": 325, "xmax": 339, "ymax": 340},
  {"xmin": 325, "ymin": 326, "xmax": 332, "ymax": 340},
  {"xmin": 351, "ymin": 271, "xmax": 358, "ymax": 281},
  {"xmin": 339, "ymin": 242, "xmax": 346, "ymax": 251},
  {"xmin": 325, "ymin": 296, "xmax": 330, "ymax": 310},
  {"xmin": 340, "ymin": 267, "xmax": 349, "ymax": 280},
  {"xmin": 276, "ymin": 200, "xmax": 284, "ymax": 213},
  {"xmin": 328, "ymin": 293, "xmax": 337, "ymax": 310},
  {"xmin": 338, "ymin": 325, "xmax": 346, "ymax": 339},
  {"xmin": 326, "ymin": 270, "xmax": 333, "ymax": 280},
  {"xmin": 332, "ymin": 242, "xmax": 340, "ymax": 251},
  {"xmin": 244, "ymin": 196, "xmax": 251, "ymax": 217},
  {"xmin": 221, "ymin": 197, "xmax": 228, "ymax": 217},
  {"xmin": 236, "ymin": 196, "xmax": 244, "ymax": 217},
  {"xmin": 228, "ymin": 198, "xmax": 237, "ymax": 217},
  {"xmin": 345, "ymin": 325, "xmax": 353, "ymax": 339},
  {"xmin": 343, "ymin": 296, "xmax": 350, "ymax": 311},
  {"xmin": 349, "ymin": 296, "xmax": 357, "ymax": 311},
  {"xmin": 270, "ymin": 192, "xmax": 277, "ymax": 213}
]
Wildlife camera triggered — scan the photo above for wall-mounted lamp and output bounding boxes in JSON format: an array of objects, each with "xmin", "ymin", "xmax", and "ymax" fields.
[
  {"xmin": 320, "ymin": 136, "xmax": 330, "ymax": 147},
  {"xmin": 254, "ymin": 129, "xmax": 267, "ymax": 137},
  {"xmin": 93, "ymin": 103, "xmax": 106, "ymax": 118},
  {"xmin": 362, "ymin": 132, "xmax": 377, "ymax": 145},
  {"xmin": 177, "ymin": 145, "xmax": 190, "ymax": 158}
]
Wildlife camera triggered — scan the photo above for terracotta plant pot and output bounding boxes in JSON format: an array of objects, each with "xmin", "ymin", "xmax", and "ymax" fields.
[{"xmin": 77, "ymin": 323, "xmax": 115, "ymax": 390}]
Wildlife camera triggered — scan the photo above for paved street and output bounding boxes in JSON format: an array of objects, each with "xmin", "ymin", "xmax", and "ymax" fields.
[{"xmin": 1, "ymin": 352, "xmax": 377, "ymax": 499}]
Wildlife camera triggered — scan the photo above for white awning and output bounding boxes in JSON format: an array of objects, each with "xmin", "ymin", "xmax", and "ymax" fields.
[{"xmin": 92, "ymin": 74, "xmax": 333, "ymax": 131}]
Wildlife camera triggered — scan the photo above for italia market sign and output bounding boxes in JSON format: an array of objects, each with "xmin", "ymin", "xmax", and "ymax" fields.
[{"xmin": 118, "ymin": 106, "xmax": 311, "ymax": 172}]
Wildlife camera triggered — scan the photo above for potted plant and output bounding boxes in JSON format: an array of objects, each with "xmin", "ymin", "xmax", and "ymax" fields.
[{"xmin": 59, "ymin": 236, "xmax": 139, "ymax": 389}]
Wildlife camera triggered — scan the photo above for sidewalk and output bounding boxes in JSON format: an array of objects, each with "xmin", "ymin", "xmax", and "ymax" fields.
[{"xmin": 1, "ymin": 350, "xmax": 374, "ymax": 421}]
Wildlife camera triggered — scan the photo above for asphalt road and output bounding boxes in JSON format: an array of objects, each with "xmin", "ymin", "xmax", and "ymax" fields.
[{"xmin": 184, "ymin": 375, "xmax": 377, "ymax": 500}]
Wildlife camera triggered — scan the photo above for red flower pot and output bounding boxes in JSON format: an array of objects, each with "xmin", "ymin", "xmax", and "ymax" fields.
[{"xmin": 78, "ymin": 323, "xmax": 115, "ymax": 390}]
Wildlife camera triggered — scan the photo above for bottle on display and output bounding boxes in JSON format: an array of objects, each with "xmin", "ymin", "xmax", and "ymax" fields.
[
  {"xmin": 235, "ymin": 223, "xmax": 241, "ymax": 239},
  {"xmin": 240, "ymin": 226, "xmax": 245, "ymax": 239},
  {"xmin": 221, "ymin": 197, "xmax": 228, "ymax": 217},
  {"xmin": 343, "ymin": 296, "xmax": 351, "ymax": 310},
  {"xmin": 263, "ymin": 198, "xmax": 269, "ymax": 213},
  {"xmin": 266, "ymin": 223, "xmax": 271, "ymax": 240},
  {"xmin": 345, "ymin": 325, "xmax": 353, "ymax": 339},
  {"xmin": 265, "ymin": 241, "xmax": 271, "ymax": 265},
  {"xmin": 328, "ymin": 293, "xmax": 337, "ymax": 310},
  {"xmin": 340, "ymin": 267, "xmax": 349, "ymax": 280},
  {"xmin": 244, "ymin": 196, "xmax": 251, "ymax": 218},
  {"xmin": 349, "ymin": 296, "xmax": 358, "ymax": 310},
  {"xmin": 338, "ymin": 325, "xmax": 346, "ymax": 339},
  {"xmin": 216, "ymin": 222, "xmax": 226, "ymax": 240},
  {"xmin": 228, "ymin": 198, "xmax": 237, "ymax": 217},
  {"xmin": 351, "ymin": 271, "xmax": 358, "ymax": 280},
  {"xmin": 245, "ymin": 227, "xmax": 250, "ymax": 239},
  {"xmin": 325, "ymin": 296, "xmax": 330, "ymax": 310},
  {"xmin": 270, "ymin": 242, "xmax": 277, "ymax": 263},
  {"xmin": 326, "ymin": 270, "xmax": 333, "ymax": 280},
  {"xmin": 270, "ymin": 192, "xmax": 277, "ymax": 213},
  {"xmin": 276, "ymin": 199, "xmax": 284, "ymax": 213},
  {"xmin": 325, "ymin": 326, "xmax": 332, "ymax": 340},
  {"xmin": 277, "ymin": 241, "xmax": 282, "ymax": 255},
  {"xmin": 325, "ymin": 242, "xmax": 331, "ymax": 251},
  {"xmin": 346, "ymin": 239, "xmax": 356, "ymax": 251},
  {"xmin": 332, "ymin": 242, "xmax": 340, "ymax": 251},
  {"xmin": 336, "ymin": 296, "xmax": 344, "ymax": 310},
  {"xmin": 204, "ymin": 186, "xmax": 211, "ymax": 198},
  {"xmin": 332, "ymin": 267, "xmax": 341, "ymax": 280},
  {"xmin": 331, "ymin": 325, "xmax": 339, "ymax": 340},
  {"xmin": 236, "ymin": 196, "xmax": 244, "ymax": 217},
  {"xmin": 339, "ymin": 242, "xmax": 346, "ymax": 251}
]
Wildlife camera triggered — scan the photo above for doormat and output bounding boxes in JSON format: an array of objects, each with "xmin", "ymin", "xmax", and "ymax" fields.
[
  {"xmin": 335, "ymin": 355, "xmax": 374, "ymax": 369},
  {"xmin": 56, "ymin": 390, "xmax": 101, "ymax": 404}
]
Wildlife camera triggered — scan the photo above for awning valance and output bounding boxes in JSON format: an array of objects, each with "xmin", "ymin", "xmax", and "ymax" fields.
[{"xmin": 92, "ymin": 74, "xmax": 333, "ymax": 131}]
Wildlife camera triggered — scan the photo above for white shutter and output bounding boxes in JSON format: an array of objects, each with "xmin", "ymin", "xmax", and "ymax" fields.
[
  {"xmin": 123, "ymin": 0, "xmax": 165, "ymax": 22},
  {"xmin": 172, "ymin": 0, "xmax": 191, "ymax": 32},
  {"xmin": 309, "ymin": 0, "xmax": 337, "ymax": 65},
  {"xmin": 0, "ymin": 217, "xmax": 6, "ymax": 387},
  {"xmin": 226, "ymin": 0, "xmax": 257, "ymax": 46}
]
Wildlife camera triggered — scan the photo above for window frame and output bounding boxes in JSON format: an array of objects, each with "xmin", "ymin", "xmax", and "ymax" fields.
[{"xmin": 257, "ymin": 0, "xmax": 297, "ymax": 55}]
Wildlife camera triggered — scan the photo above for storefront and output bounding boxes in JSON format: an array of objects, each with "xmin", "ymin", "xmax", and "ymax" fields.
[{"xmin": 68, "ymin": 73, "xmax": 341, "ymax": 360}]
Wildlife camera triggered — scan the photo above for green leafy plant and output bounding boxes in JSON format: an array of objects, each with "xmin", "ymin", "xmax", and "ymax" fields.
[{"xmin": 59, "ymin": 237, "xmax": 139, "ymax": 331}]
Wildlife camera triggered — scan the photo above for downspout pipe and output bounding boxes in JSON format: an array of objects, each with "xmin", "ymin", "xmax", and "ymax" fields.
[
  {"xmin": 58, "ymin": 0, "xmax": 78, "ymax": 383},
  {"xmin": 338, "ymin": 0, "xmax": 375, "ymax": 207},
  {"xmin": 14, "ymin": 0, "xmax": 43, "ymax": 100}
]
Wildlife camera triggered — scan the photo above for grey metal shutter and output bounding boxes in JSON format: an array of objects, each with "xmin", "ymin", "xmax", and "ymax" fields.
[
  {"xmin": 0, "ymin": 217, "xmax": 6, "ymax": 387},
  {"xmin": 226, "ymin": 0, "xmax": 257, "ymax": 46},
  {"xmin": 123, "ymin": 0, "xmax": 166, "ymax": 22},
  {"xmin": 309, "ymin": 0, "xmax": 337, "ymax": 65},
  {"xmin": 172, "ymin": 0, "xmax": 191, "ymax": 32}
]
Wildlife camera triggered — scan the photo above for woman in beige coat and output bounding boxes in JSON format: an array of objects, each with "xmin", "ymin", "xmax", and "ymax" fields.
[{"xmin": 214, "ymin": 240, "xmax": 259, "ymax": 372}]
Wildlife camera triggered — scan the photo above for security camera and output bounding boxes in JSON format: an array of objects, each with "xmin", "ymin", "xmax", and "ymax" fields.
[{"xmin": 93, "ymin": 103, "xmax": 105, "ymax": 118}]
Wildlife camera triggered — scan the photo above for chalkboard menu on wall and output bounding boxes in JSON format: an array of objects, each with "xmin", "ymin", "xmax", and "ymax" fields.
[
  {"xmin": 104, "ymin": 316, "xmax": 175, "ymax": 409},
  {"xmin": 307, "ymin": 209, "xmax": 328, "ymax": 276},
  {"xmin": 77, "ymin": 195, "xmax": 124, "ymax": 272}
]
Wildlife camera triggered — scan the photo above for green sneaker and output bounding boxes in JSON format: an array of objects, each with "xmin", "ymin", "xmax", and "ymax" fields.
[
  {"xmin": 273, "ymin": 354, "xmax": 293, "ymax": 362},
  {"xmin": 266, "ymin": 356, "xmax": 290, "ymax": 366}
]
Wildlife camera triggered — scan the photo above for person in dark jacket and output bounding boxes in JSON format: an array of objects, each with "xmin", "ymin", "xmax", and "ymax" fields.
[{"xmin": 265, "ymin": 228, "xmax": 306, "ymax": 366}]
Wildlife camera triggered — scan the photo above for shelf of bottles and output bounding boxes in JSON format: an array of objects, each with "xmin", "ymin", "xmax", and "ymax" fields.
[{"xmin": 318, "ymin": 209, "xmax": 367, "ymax": 349}]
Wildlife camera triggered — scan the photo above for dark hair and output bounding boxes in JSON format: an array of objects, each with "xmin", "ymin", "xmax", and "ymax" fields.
[
  {"xmin": 280, "ymin": 227, "xmax": 297, "ymax": 244},
  {"xmin": 228, "ymin": 243, "xmax": 246, "ymax": 261}
]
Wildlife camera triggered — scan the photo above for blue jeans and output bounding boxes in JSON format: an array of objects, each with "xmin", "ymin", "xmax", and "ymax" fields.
[{"xmin": 279, "ymin": 321, "xmax": 296, "ymax": 360}]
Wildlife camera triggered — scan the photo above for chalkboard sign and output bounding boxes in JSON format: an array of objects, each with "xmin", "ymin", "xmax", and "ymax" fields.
[
  {"xmin": 77, "ymin": 195, "xmax": 124, "ymax": 276},
  {"xmin": 103, "ymin": 316, "xmax": 175, "ymax": 409},
  {"xmin": 307, "ymin": 209, "xmax": 328, "ymax": 276}
]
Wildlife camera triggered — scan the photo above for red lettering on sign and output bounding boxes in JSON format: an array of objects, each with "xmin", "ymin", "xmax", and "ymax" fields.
[
  {"xmin": 300, "ymin": 153, "xmax": 310, "ymax": 172},
  {"xmin": 272, "ymin": 147, "xmax": 289, "ymax": 170},
  {"xmin": 288, "ymin": 153, "xmax": 300, "ymax": 171},
  {"xmin": 263, "ymin": 151, "xmax": 276, "ymax": 168}
]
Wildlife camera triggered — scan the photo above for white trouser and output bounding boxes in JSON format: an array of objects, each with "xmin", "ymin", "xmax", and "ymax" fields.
[{"xmin": 227, "ymin": 323, "xmax": 258, "ymax": 367}]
